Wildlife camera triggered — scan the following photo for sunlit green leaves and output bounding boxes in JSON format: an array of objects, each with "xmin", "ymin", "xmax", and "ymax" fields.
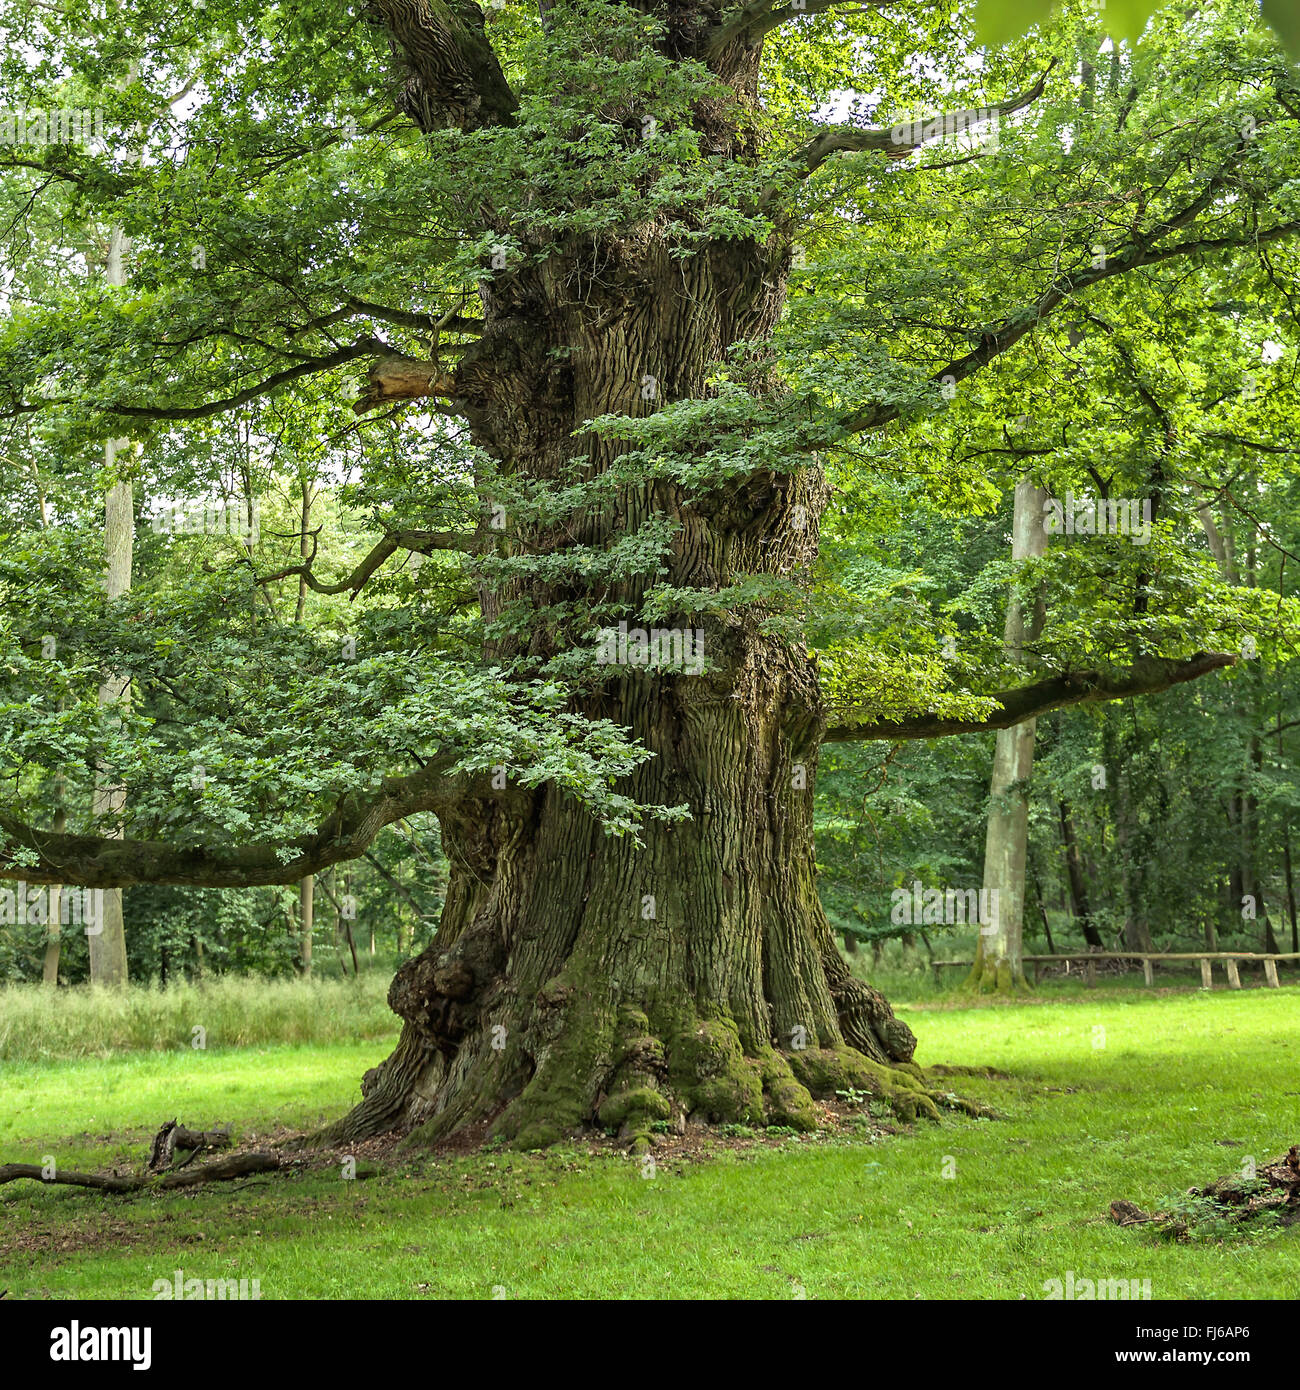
[{"xmin": 976, "ymin": 0, "xmax": 1299, "ymax": 54}]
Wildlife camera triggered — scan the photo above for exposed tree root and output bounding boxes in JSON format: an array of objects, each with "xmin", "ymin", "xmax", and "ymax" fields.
[
  {"xmin": 961, "ymin": 958, "xmax": 1034, "ymax": 996},
  {"xmin": 311, "ymin": 1018, "xmax": 992, "ymax": 1153}
]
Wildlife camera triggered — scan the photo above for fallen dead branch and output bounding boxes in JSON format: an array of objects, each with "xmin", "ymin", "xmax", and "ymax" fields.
[
  {"xmin": 0, "ymin": 1151, "xmax": 280, "ymax": 1193},
  {"xmin": 1, "ymin": 1119, "xmax": 278, "ymax": 1194}
]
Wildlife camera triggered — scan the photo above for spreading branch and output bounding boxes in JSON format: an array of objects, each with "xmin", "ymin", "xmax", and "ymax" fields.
[
  {"xmin": 2, "ymin": 336, "xmax": 463, "ymax": 427},
  {"xmin": 848, "ymin": 213, "xmax": 1300, "ymax": 435},
  {"xmin": 822, "ymin": 652, "xmax": 1237, "ymax": 743},
  {"xmin": 790, "ymin": 64, "xmax": 1056, "ymax": 178},
  {"xmin": 0, "ymin": 760, "xmax": 507, "ymax": 889},
  {"xmin": 258, "ymin": 527, "xmax": 479, "ymax": 595},
  {"xmin": 2, "ymin": 337, "xmax": 388, "ymax": 425}
]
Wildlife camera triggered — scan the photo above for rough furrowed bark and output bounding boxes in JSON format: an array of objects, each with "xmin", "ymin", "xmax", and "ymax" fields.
[
  {"xmin": 310, "ymin": 151, "xmax": 978, "ymax": 1149},
  {"xmin": 319, "ymin": 649, "xmax": 973, "ymax": 1148}
]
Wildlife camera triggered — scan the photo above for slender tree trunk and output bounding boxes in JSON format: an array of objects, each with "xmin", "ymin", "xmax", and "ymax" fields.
[
  {"xmin": 89, "ymin": 223, "xmax": 133, "ymax": 989},
  {"xmin": 295, "ymin": 477, "xmax": 313, "ymax": 624},
  {"xmin": 42, "ymin": 849, "xmax": 62, "ymax": 985},
  {"xmin": 1283, "ymin": 828, "xmax": 1299, "ymax": 956},
  {"xmin": 968, "ymin": 478, "xmax": 1048, "ymax": 993},
  {"xmin": 1227, "ymin": 794, "xmax": 1244, "ymax": 931},
  {"xmin": 1058, "ymin": 800, "xmax": 1104, "ymax": 947},
  {"xmin": 1243, "ymin": 732, "xmax": 1282, "ymax": 952},
  {"xmin": 1277, "ymin": 689, "xmax": 1299, "ymax": 958},
  {"xmin": 300, "ymin": 875, "xmax": 314, "ymax": 976},
  {"xmin": 33, "ymin": 473, "xmax": 65, "ymax": 985},
  {"xmin": 1031, "ymin": 868, "xmax": 1056, "ymax": 955},
  {"xmin": 1106, "ymin": 719, "xmax": 1155, "ymax": 954}
]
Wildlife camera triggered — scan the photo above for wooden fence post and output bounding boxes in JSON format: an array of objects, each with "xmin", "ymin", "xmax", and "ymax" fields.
[
  {"xmin": 1264, "ymin": 958, "xmax": 1280, "ymax": 988},
  {"xmin": 1225, "ymin": 958, "xmax": 1241, "ymax": 989},
  {"xmin": 1142, "ymin": 958, "xmax": 1154, "ymax": 986},
  {"xmin": 1199, "ymin": 958, "xmax": 1213, "ymax": 989}
]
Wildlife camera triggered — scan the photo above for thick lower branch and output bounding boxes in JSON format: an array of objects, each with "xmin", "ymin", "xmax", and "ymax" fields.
[
  {"xmin": 0, "ymin": 760, "xmax": 493, "ymax": 889},
  {"xmin": 823, "ymin": 652, "xmax": 1236, "ymax": 743}
]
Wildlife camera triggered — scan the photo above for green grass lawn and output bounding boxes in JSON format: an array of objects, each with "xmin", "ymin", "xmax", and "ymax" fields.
[{"xmin": 2, "ymin": 981, "xmax": 1297, "ymax": 1299}]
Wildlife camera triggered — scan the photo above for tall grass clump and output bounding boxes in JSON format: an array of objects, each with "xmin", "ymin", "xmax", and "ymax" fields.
[{"xmin": 0, "ymin": 972, "xmax": 397, "ymax": 1061}]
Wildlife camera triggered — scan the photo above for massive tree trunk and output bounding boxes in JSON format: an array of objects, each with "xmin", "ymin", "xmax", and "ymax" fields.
[
  {"xmin": 325, "ymin": 673, "xmax": 934, "ymax": 1147},
  {"xmin": 321, "ymin": 235, "xmax": 941, "ymax": 1150},
  {"xmin": 328, "ymin": 682, "xmax": 935, "ymax": 1149}
]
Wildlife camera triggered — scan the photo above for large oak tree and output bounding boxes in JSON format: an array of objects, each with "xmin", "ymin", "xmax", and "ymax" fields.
[{"xmin": 1, "ymin": 0, "xmax": 1296, "ymax": 1146}]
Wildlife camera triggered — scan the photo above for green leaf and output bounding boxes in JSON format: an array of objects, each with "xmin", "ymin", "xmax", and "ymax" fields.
[
  {"xmin": 1106, "ymin": 0, "xmax": 1163, "ymax": 41},
  {"xmin": 975, "ymin": 0, "xmax": 1245, "ymax": 49},
  {"xmin": 1262, "ymin": 0, "xmax": 1300, "ymax": 57},
  {"xmin": 974, "ymin": 0, "xmax": 1055, "ymax": 46}
]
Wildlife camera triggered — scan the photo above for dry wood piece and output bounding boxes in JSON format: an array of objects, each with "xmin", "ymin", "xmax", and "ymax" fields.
[
  {"xmin": 1109, "ymin": 1199, "xmax": 1152, "ymax": 1226},
  {"xmin": 148, "ymin": 1119, "xmax": 232, "ymax": 1171},
  {"xmin": 0, "ymin": 1151, "xmax": 279, "ymax": 1193},
  {"xmin": 352, "ymin": 354, "xmax": 456, "ymax": 415},
  {"xmin": 1111, "ymin": 1145, "xmax": 1300, "ymax": 1237}
]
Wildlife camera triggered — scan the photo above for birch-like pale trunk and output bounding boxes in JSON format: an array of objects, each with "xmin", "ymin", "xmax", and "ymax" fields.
[
  {"xmin": 88, "ymin": 224, "xmax": 133, "ymax": 987},
  {"xmin": 968, "ymin": 478, "xmax": 1049, "ymax": 992}
]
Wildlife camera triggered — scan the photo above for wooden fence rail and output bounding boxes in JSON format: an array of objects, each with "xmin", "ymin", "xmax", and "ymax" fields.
[{"xmin": 931, "ymin": 951, "xmax": 1300, "ymax": 988}]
